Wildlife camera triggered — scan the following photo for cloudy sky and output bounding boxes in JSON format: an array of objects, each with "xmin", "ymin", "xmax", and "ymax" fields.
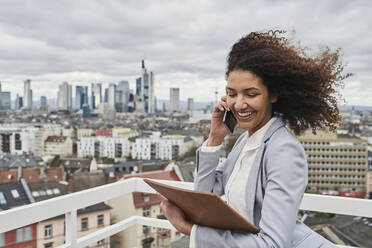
[{"xmin": 0, "ymin": 0, "xmax": 371, "ymax": 106}]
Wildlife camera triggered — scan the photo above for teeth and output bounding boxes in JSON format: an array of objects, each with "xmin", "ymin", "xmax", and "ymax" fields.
[{"xmin": 238, "ymin": 111, "xmax": 253, "ymax": 117}]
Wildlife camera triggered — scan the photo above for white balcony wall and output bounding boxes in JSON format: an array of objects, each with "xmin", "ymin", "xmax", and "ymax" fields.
[{"xmin": 1, "ymin": 178, "xmax": 371, "ymax": 248}]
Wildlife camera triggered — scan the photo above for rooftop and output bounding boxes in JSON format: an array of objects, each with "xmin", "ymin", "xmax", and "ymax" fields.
[
  {"xmin": 0, "ymin": 154, "xmax": 42, "ymax": 169},
  {"xmin": 28, "ymin": 181, "xmax": 68, "ymax": 202},
  {"xmin": 0, "ymin": 179, "xmax": 32, "ymax": 210},
  {"xmin": 45, "ymin": 135, "xmax": 68, "ymax": 143}
]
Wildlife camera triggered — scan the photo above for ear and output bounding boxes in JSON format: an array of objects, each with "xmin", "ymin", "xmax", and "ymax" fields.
[{"xmin": 270, "ymin": 94, "xmax": 278, "ymax": 103}]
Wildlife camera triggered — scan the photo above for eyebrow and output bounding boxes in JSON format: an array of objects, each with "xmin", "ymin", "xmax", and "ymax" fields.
[{"xmin": 226, "ymin": 87, "xmax": 259, "ymax": 91}]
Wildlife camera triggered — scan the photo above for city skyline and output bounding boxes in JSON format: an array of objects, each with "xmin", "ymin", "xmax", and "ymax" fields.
[{"xmin": 0, "ymin": 1, "xmax": 371, "ymax": 105}]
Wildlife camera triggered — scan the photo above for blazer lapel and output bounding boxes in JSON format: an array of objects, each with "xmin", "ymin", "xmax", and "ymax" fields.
[
  {"xmin": 246, "ymin": 143, "xmax": 266, "ymax": 223},
  {"xmin": 245, "ymin": 118, "xmax": 286, "ymax": 224}
]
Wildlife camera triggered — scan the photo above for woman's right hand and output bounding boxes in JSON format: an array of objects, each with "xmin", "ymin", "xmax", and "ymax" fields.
[{"xmin": 207, "ymin": 96, "xmax": 231, "ymax": 146}]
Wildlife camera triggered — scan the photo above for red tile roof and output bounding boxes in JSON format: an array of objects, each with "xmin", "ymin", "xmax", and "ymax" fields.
[
  {"xmin": 132, "ymin": 192, "xmax": 162, "ymax": 208},
  {"xmin": 124, "ymin": 170, "xmax": 180, "ymax": 208},
  {"xmin": 95, "ymin": 130, "xmax": 112, "ymax": 137}
]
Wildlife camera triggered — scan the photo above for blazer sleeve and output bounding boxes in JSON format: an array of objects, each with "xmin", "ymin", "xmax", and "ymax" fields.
[
  {"xmin": 193, "ymin": 148, "xmax": 226, "ymax": 195},
  {"xmin": 194, "ymin": 130, "xmax": 308, "ymax": 248},
  {"xmin": 193, "ymin": 133, "xmax": 246, "ymax": 194}
]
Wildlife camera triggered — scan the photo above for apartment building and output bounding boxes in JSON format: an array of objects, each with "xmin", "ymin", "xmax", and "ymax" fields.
[
  {"xmin": 0, "ymin": 128, "xmax": 37, "ymax": 156},
  {"xmin": 77, "ymin": 128, "xmax": 94, "ymax": 140},
  {"xmin": 77, "ymin": 136, "xmax": 130, "ymax": 159},
  {"xmin": 132, "ymin": 135, "xmax": 187, "ymax": 161},
  {"xmin": 44, "ymin": 136, "xmax": 73, "ymax": 157},
  {"xmin": 27, "ymin": 181, "xmax": 111, "ymax": 248},
  {"xmin": 109, "ymin": 171, "xmax": 181, "ymax": 248},
  {"xmin": 0, "ymin": 124, "xmax": 66, "ymax": 157},
  {"xmin": 298, "ymin": 130, "xmax": 368, "ymax": 197},
  {"xmin": 36, "ymin": 203, "xmax": 111, "ymax": 248},
  {"xmin": 367, "ymin": 151, "xmax": 372, "ymax": 199},
  {"xmin": 112, "ymin": 128, "xmax": 136, "ymax": 138}
]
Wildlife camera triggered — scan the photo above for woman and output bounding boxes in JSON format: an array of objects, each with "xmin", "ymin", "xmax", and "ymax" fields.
[{"xmin": 160, "ymin": 30, "xmax": 350, "ymax": 247}]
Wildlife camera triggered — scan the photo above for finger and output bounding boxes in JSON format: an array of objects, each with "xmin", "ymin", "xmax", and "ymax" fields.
[
  {"xmin": 160, "ymin": 200, "xmax": 169, "ymax": 212},
  {"xmin": 219, "ymin": 101, "xmax": 230, "ymax": 111},
  {"xmin": 157, "ymin": 193, "xmax": 167, "ymax": 201},
  {"xmin": 214, "ymin": 104, "xmax": 225, "ymax": 112}
]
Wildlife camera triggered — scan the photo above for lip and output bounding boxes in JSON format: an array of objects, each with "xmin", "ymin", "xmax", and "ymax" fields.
[{"xmin": 234, "ymin": 110, "xmax": 256, "ymax": 121}]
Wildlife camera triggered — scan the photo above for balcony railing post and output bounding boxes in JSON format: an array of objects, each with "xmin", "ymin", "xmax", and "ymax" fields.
[{"xmin": 65, "ymin": 210, "xmax": 77, "ymax": 248}]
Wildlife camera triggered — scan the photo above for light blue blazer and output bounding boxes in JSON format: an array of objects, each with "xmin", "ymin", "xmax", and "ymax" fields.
[{"xmin": 194, "ymin": 118, "xmax": 337, "ymax": 247}]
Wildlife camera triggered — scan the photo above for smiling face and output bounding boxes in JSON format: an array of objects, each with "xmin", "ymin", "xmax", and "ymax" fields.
[{"xmin": 226, "ymin": 70, "xmax": 277, "ymax": 136}]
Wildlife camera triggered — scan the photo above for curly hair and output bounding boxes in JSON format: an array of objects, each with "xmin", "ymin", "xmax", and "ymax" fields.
[{"xmin": 226, "ymin": 30, "xmax": 351, "ymax": 135}]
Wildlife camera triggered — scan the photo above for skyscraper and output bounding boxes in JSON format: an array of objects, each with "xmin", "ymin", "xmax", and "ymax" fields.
[
  {"xmin": 0, "ymin": 81, "xmax": 10, "ymax": 110},
  {"xmin": 40, "ymin": 96, "xmax": 48, "ymax": 112},
  {"xmin": 82, "ymin": 86, "xmax": 88, "ymax": 106},
  {"xmin": 15, "ymin": 94, "xmax": 23, "ymax": 110},
  {"xmin": 128, "ymin": 89, "xmax": 134, "ymax": 112},
  {"xmin": 115, "ymin": 90, "xmax": 123, "ymax": 112},
  {"xmin": 76, "ymin": 86, "xmax": 83, "ymax": 110},
  {"xmin": 170, "ymin": 88, "xmax": 180, "ymax": 112},
  {"xmin": 40, "ymin": 96, "xmax": 47, "ymax": 107},
  {"xmin": 23, "ymin": 79, "xmax": 33, "ymax": 110},
  {"xmin": 187, "ymin": 98, "xmax": 194, "ymax": 112},
  {"xmin": 108, "ymin": 83, "xmax": 116, "ymax": 108},
  {"xmin": 0, "ymin": 92, "xmax": 11, "ymax": 110},
  {"xmin": 75, "ymin": 86, "xmax": 88, "ymax": 110},
  {"xmin": 91, "ymin": 83, "xmax": 102, "ymax": 109},
  {"xmin": 118, "ymin": 80, "xmax": 129, "ymax": 112},
  {"xmin": 57, "ymin": 82, "xmax": 72, "ymax": 110},
  {"xmin": 139, "ymin": 60, "xmax": 155, "ymax": 113},
  {"xmin": 104, "ymin": 88, "xmax": 109, "ymax": 103},
  {"xmin": 136, "ymin": 77, "xmax": 141, "ymax": 98}
]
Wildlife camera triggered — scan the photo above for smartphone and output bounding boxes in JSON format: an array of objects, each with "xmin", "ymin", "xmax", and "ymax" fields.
[{"xmin": 223, "ymin": 110, "xmax": 237, "ymax": 134}]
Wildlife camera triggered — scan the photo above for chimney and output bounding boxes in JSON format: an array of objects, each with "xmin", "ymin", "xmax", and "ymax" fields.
[{"xmin": 137, "ymin": 160, "xmax": 143, "ymax": 173}]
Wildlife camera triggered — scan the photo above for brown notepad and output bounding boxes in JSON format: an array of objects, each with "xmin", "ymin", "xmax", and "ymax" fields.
[{"xmin": 144, "ymin": 179, "xmax": 259, "ymax": 233}]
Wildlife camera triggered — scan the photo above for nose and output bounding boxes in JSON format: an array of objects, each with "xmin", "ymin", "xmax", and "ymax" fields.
[{"xmin": 234, "ymin": 96, "xmax": 247, "ymax": 111}]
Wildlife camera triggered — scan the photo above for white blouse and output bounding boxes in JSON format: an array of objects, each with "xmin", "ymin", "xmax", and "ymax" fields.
[{"xmin": 189, "ymin": 117, "xmax": 277, "ymax": 248}]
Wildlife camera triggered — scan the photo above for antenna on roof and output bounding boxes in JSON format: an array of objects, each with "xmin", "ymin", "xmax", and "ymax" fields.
[{"xmin": 215, "ymin": 88, "xmax": 218, "ymax": 106}]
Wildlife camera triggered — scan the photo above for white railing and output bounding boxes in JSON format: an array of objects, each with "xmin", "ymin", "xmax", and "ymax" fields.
[{"xmin": 1, "ymin": 178, "xmax": 371, "ymax": 248}]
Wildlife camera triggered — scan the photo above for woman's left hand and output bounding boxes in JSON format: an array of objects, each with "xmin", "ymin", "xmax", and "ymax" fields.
[{"xmin": 159, "ymin": 195, "xmax": 192, "ymax": 235}]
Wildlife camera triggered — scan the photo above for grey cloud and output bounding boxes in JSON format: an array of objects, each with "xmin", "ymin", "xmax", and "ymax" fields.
[{"xmin": 0, "ymin": 0, "xmax": 371, "ymax": 103}]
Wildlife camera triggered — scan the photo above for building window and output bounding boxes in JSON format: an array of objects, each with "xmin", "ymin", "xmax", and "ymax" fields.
[
  {"xmin": 97, "ymin": 239, "xmax": 105, "ymax": 246},
  {"xmin": 97, "ymin": 215, "xmax": 104, "ymax": 227},
  {"xmin": 44, "ymin": 225, "xmax": 52, "ymax": 238},
  {"xmin": 44, "ymin": 242, "xmax": 53, "ymax": 248},
  {"xmin": 143, "ymin": 225, "xmax": 150, "ymax": 235},
  {"xmin": 16, "ymin": 226, "xmax": 32, "ymax": 242},
  {"xmin": 11, "ymin": 190, "xmax": 20, "ymax": 198},
  {"xmin": 0, "ymin": 233, "xmax": 4, "ymax": 246},
  {"xmin": 143, "ymin": 207, "xmax": 150, "ymax": 217},
  {"xmin": 81, "ymin": 217, "xmax": 88, "ymax": 230},
  {"xmin": 0, "ymin": 192, "xmax": 6, "ymax": 204}
]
